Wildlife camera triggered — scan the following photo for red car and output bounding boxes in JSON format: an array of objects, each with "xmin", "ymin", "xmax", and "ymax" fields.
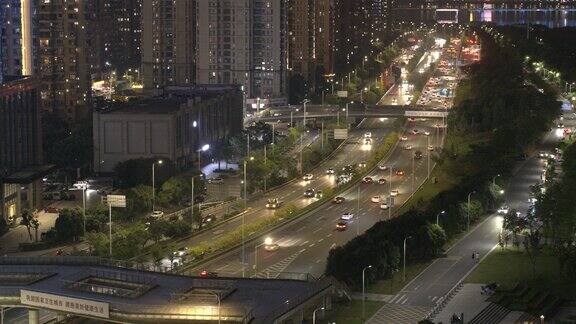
[
  {"xmin": 336, "ymin": 222, "xmax": 348, "ymax": 231},
  {"xmin": 395, "ymin": 170, "xmax": 405, "ymax": 176},
  {"xmin": 199, "ymin": 270, "xmax": 218, "ymax": 278}
]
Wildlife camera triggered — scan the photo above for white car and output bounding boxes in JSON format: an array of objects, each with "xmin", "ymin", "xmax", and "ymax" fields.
[
  {"xmin": 401, "ymin": 136, "xmax": 408, "ymax": 141},
  {"xmin": 424, "ymin": 131, "xmax": 431, "ymax": 136},
  {"xmin": 208, "ymin": 177, "xmax": 224, "ymax": 184},
  {"xmin": 72, "ymin": 181, "xmax": 89, "ymax": 190},
  {"xmin": 364, "ymin": 132, "xmax": 372, "ymax": 138},
  {"xmin": 390, "ymin": 190, "xmax": 399, "ymax": 197},
  {"xmin": 151, "ymin": 210, "xmax": 164, "ymax": 218},
  {"xmin": 378, "ymin": 165, "xmax": 389, "ymax": 171},
  {"xmin": 380, "ymin": 202, "xmax": 389, "ymax": 210},
  {"xmin": 326, "ymin": 168, "xmax": 335, "ymax": 175},
  {"xmin": 497, "ymin": 205, "xmax": 510, "ymax": 215},
  {"xmin": 371, "ymin": 196, "xmax": 380, "ymax": 203},
  {"xmin": 302, "ymin": 174, "xmax": 314, "ymax": 181},
  {"xmin": 341, "ymin": 213, "xmax": 354, "ymax": 221},
  {"xmin": 404, "ymin": 145, "xmax": 413, "ymax": 150}
]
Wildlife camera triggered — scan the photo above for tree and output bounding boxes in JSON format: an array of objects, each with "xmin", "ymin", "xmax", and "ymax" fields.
[
  {"xmin": 523, "ymin": 228, "xmax": 542, "ymax": 280},
  {"xmin": 114, "ymin": 158, "xmax": 175, "ymax": 188},
  {"xmin": 85, "ymin": 232, "xmax": 109, "ymax": 256},
  {"xmin": 157, "ymin": 177, "xmax": 187, "ymax": 206},
  {"xmin": 55, "ymin": 209, "xmax": 84, "ymax": 242},
  {"xmin": 123, "ymin": 185, "xmax": 153, "ymax": 219},
  {"xmin": 19, "ymin": 209, "xmax": 35, "ymax": 242}
]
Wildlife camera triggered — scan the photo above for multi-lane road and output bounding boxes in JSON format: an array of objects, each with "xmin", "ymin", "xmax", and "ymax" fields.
[
  {"xmin": 185, "ymin": 36, "xmax": 463, "ymax": 278},
  {"xmin": 190, "ymin": 118, "xmax": 444, "ymax": 278}
]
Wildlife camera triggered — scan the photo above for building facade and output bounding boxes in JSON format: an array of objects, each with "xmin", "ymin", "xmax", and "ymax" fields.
[
  {"xmin": 0, "ymin": 0, "xmax": 35, "ymax": 83},
  {"xmin": 141, "ymin": 0, "xmax": 196, "ymax": 89},
  {"xmin": 98, "ymin": 0, "xmax": 143, "ymax": 75},
  {"xmin": 288, "ymin": 0, "xmax": 316, "ymax": 89},
  {"xmin": 37, "ymin": 0, "xmax": 99, "ymax": 120},
  {"xmin": 0, "ymin": 76, "xmax": 47, "ymax": 224},
  {"xmin": 93, "ymin": 85, "xmax": 243, "ymax": 173},
  {"xmin": 196, "ymin": 0, "xmax": 288, "ymax": 101}
]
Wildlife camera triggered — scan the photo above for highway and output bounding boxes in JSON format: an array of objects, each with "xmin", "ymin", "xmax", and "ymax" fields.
[
  {"xmin": 161, "ymin": 117, "xmax": 399, "ymax": 269},
  {"xmin": 185, "ymin": 35, "xmax": 460, "ymax": 278}
]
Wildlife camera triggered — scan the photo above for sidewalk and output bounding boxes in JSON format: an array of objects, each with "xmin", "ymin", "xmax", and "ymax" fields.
[
  {"xmin": 0, "ymin": 211, "xmax": 58, "ymax": 254},
  {"xmin": 434, "ymin": 284, "xmax": 490, "ymax": 323}
]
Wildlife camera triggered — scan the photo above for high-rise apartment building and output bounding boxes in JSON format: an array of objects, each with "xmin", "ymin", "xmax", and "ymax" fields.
[
  {"xmin": 0, "ymin": 76, "xmax": 47, "ymax": 224},
  {"xmin": 99, "ymin": 0, "xmax": 143, "ymax": 74},
  {"xmin": 141, "ymin": 0, "xmax": 196, "ymax": 89},
  {"xmin": 0, "ymin": 0, "xmax": 34, "ymax": 83},
  {"xmin": 196, "ymin": 0, "xmax": 288, "ymax": 101},
  {"xmin": 333, "ymin": 0, "xmax": 392, "ymax": 73},
  {"xmin": 315, "ymin": 0, "xmax": 335, "ymax": 76},
  {"xmin": 288, "ymin": 0, "xmax": 316, "ymax": 85},
  {"xmin": 37, "ymin": 0, "xmax": 99, "ymax": 119}
]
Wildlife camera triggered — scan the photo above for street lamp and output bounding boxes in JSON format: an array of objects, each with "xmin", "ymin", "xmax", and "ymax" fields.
[
  {"xmin": 362, "ymin": 265, "xmax": 373, "ymax": 321},
  {"xmin": 492, "ymin": 174, "xmax": 501, "ymax": 186},
  {"xmin": 467, "ymin": 191, "xmax": 476, "ymax": 231},
  {"xmin": 152, "ymin": 160, "xmax": 163, "ymax": 212},
  {"xmin": 312, "ymin": 306, "xmax": 325, "ymax": 324},
  {"xmin": 254, "ymin": 237, "xmax": 273, "ymax": 274},
  {"xmin": 436, "ymin": 210, "xmax": 446, "ymax": 226},
  {"xmin": 197, "ymin": 144, "xmax": 210, "ymax": 173},
  {"xmin": 302, "ymin": 99, "xmax": 311, "ymax": 127},
  {"xmin": 403, "ymin": 236, "xmax": 412, "ymax": 281}
]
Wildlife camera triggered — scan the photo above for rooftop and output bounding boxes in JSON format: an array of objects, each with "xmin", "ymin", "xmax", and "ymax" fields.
[
  {"xmin": 97, "ymin": 85, "xmax": 241, "ymax": 115},
  {"xmin": 0, "ymin": 257, "xmax": 333, "ymax": 323}
]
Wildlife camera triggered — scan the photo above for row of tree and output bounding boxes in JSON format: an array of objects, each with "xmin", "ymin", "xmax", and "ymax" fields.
[{"xmin": 324, "ymin": 28, "xmax": 561, "ymax": 287}]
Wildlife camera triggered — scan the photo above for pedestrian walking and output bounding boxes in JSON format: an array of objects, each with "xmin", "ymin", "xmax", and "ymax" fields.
[{"xmin": 475, "ymin": 252, "xmax": 480, "ymax": 262}]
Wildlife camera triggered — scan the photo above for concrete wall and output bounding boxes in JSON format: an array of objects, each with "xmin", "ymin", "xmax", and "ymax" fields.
[{"xmin": 93, "ymin": 113, "xmax": 174, "ymax": 173}]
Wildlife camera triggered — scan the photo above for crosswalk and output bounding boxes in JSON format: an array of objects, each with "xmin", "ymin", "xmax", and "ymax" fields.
[
  {"xmin": 367, "ymin": 303, "xmax": 431, "ymax": 324},
  {"xmin": 251, "ymin": 250, "xmax": 303, "ymax": 279}
]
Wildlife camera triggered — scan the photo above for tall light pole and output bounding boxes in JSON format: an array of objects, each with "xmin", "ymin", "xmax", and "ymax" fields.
[
  {"xmin": 436, "ymin": 210, "xmax": 446, "ymax": 226},
  {"xmin": 362, "ymin": 265, "xmax": 373, "ymax": 322},
  {"xmin": 389, "ymin": 166, "xmax": 393, "ymax": 219},
  {"xmin": 403, "ymin": 236, "xmax": 412, "ymax": 281},
  {"xmin": 427, "ymin": 136, "xmax": 431, "ymax": 179},
  {"xmin": 82, "ymin": 186, "xmax": 86, "ymax": 234},
  {"xmin": 242, "ymin": 160, "xmax": 248, "ymax": 278},
  {"xmin": 412, "ymin": 155, "xmax": 415, "ymax": 192},
  {"xmin": 303, "ymin": 99, "xmax": 310, "ymax": 127},
  {"xmin": 492, "ymin": 174, "xmax": 501, "ymax": 186},
  {"xmin": 197, "ymin": 144, "xmax": 210, "ymax": 174},
  {"xmin": 357, "ymin": 185, "xmax": 361, "ymax": 236},
  {"xmin": 152, "ymin": 160, "xmax": 163, "ymax": 212},
  {"xmin": 191, "ymin": 176, "xmax": 195, "ymax": 231},
  {"xmin": 312, "ymin": 306, "xmax": 325, "ymax": 324},
  {"xmin": 467, "ymin": 191, "xmax": 476, "ymax": 231}
]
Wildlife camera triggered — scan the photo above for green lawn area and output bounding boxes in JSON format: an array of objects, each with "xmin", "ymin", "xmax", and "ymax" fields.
[
  {"xmin": 321, "ymin": 300, "xmax": 384, "ymax": 324},
  {"xmin": 397, "ymin": 132, "xmax": 489, "ymax": 214},
  {"xmin": 466, "ymin": 248, "xmax": 576, "ymax": 301},
  {"xmin": 367, "ymin": 260, "xmax": 432, "ymax": 295}
]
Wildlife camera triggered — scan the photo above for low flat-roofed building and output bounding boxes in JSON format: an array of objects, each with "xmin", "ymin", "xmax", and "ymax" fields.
[
  {"xmin": 0, "ymin": 256, "xmax": 336, "ymax": 324},
  {"xmin": 0, "ymin": 76, "xmax": 52, "ymax": 224},
  {"xmin": 93, "ymin": 85, "xmax": 243, "ymax": 173}
]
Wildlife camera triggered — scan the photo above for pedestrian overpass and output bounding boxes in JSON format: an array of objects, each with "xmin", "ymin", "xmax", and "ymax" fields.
[
  {"xmin": 0, "ymin": 257, "xmax": 336, "ymax": 324},
  {"xmin": 255, "ymin": 105, "xmax": 449, "ymax": 123}
]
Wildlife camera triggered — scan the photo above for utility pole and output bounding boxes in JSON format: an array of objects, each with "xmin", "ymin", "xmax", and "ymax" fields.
[
  {"xmin": 321, "ymin": 122, "xmax": 324, "ymax": 151},
  {"xmin": 427, "ymin": 136, "xmax": 431, "ymax": 179},
  {"xmin": 191, "ymin": 177, "xmax": 194, "ymax": 231},
  {"xmin": 389, "ymin": 166, "xmax": 392, "ymax": 219},
  {"xmin": 242, "ymin": 161, "xmax": 247, "ymax": 278},
  {"xmin": 357, "ymin": 185, "xmax": 361, "ymax": 236},
  {"xmin": 264, "ymin": 145, "xmax": 267, "ymax": 192}
]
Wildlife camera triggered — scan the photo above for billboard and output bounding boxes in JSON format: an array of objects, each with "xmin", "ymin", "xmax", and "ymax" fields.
[
  {"xmin": 21, "ymin": 290, "xmax": 110, "ymax": 319},
  {"xmin": 333, "ymin": 129, "xmax": 349, "ymax": 140},
  {"xmin": 436, "ymin": 9, "xmax": 459, "ymax": 24},
  {"xmin": 337, "ymin": 91, "xmax": 348, "ymax": 98}
]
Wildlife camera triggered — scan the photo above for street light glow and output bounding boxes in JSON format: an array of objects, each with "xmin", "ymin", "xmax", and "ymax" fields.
[{"xmin": 201, "ymin": 144, "xmax": 210, "ymax": 151}]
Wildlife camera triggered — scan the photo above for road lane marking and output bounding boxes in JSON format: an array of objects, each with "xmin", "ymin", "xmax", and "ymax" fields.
[
  {"xmin": 326, "ymin": 233, "xmax": 332, "ymax": 238},
  {"xmin": 302, "ymin": 240, "xmax": 309, "ymax": 246},
  {"xmin": 330, "ymin": 243, "xmax": 336, "ymax": 249},
  {"xmin": 318, "ymin": 238, "xmax": 324, "ymax": 243},
  {"xmin": 313, "ymin": 227, "xmax": 323, "ymax": 233},
  {"xmin": 309, "ymin": 243, "xmax": 315, "ymax": 247}
]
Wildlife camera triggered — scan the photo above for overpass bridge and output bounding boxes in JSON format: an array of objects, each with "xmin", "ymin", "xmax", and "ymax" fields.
[
  {"xmin": 253, "ymin": 105, "xmax": 449, "ymax": 123},
  {"xmin": 0, "ymin": 256, "xmax": 336, "ymax": 324}
]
